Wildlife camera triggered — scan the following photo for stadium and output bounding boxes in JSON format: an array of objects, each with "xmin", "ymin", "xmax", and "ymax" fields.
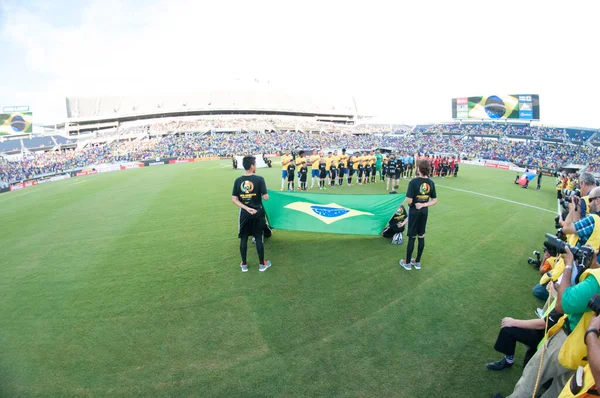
[
  {"xmin": 2, "ymin": 1, "xmax": 600, "ymax": 395},
  {"xmin": 1, "ymin": 86, "xmax": 600, "ymax": 397}
]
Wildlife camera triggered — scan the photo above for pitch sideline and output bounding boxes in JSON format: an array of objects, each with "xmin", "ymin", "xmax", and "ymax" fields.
[{"xmin": 436, "ymin": 184, "xmax": 556, "ymax": 214}]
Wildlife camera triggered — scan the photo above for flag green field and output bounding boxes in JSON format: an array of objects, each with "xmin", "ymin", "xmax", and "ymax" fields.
[
  {"xmin": 0, "ymin": 162, "xmax": 560, "ymax": 397},
  {"xmin": 264, "ymin": 191, "xmax": 406, "ymax": 235}
]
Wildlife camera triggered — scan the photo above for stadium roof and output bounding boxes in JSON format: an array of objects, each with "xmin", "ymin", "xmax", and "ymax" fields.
[{"xmin": 66, "ymin": 90, "xmax": 358, "ymax": 122}]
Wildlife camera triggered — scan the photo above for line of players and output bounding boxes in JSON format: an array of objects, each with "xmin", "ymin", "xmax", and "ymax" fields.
[{"xmin": 280, "ymin": 149, "xmax": 457, "ymax": 192}]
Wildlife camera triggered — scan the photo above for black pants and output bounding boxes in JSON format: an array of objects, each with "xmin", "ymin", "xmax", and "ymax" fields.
[
  {"xmin": 382, "ymin": 224, "xmax": 405, "ymax": 238},
  {"xmin": 493, "ymin": 326, "xmax": 545, "ymax": 367}
]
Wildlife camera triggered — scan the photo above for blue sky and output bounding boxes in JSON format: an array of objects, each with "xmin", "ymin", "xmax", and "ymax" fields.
[{"xmin": 1, "ymin": 0, "xmax": 600, "ymax": 128}]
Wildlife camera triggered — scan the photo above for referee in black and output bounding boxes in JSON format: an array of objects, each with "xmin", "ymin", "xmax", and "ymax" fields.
[
  {"xmin": 232, "ymin": 155, "xmax": 271, "ymax": 272},
  {"xmin": 400, "ymin": 159, "xmax": 437, "ymax": 271}
]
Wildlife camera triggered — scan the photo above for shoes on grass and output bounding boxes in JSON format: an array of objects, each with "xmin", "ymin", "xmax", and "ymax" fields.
[
  {"xmin": 240, "ymin": 262, "xmax": 248, "ymax": 273},
  {"xmin": 399, "ymin": 259, "xmax": 411, "ymax": 270},
  {"xmin": 411, "ymin": 259, "xmax": 421, "ymax": 270},
  {"xmin": 259, "ymin": 260, "xmax": 271, "ymax": 272},
  {"xmin": 486, "ymin": 357, "xmax": 513, "ymax": 371}
]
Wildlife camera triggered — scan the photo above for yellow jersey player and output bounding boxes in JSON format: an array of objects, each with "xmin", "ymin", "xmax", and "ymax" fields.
[
  {"xmin": 310, "ymin": 150, "xmax": 322, "ymax": 189},
  {"xmin": 280, "ymin": 150, "xmax": 293, "ymax": 191}
]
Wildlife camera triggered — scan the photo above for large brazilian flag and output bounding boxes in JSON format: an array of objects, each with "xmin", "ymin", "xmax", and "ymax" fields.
[{"xmin": 263, "ymin": 191, "xmax": 406, "ymax": 236}]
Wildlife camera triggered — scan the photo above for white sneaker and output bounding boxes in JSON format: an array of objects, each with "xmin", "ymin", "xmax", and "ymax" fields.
[
  {"xmin": 240, "ymin": 263, "xmax": 248, "ymax": 272},
  {"xmin": 399, "ymin": 259, "xmax": 411, "ymax": 270},
  {"xmin": 259, "ymin": 260, "xmax": 271, "ymax": 272},
  {"xmin": 535, "ymin": 308, "xmax": 544, "ymax": 318},
  {"xmin": 411, "ymin": 260, "xmax": 421, "ymax": 270}
]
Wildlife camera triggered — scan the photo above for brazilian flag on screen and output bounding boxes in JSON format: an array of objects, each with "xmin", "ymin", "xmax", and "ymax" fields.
[
  {"xmin": 263, "ymin": 191, "xmax": 406, "ymax": 236},
  {"xmin": 0, "ymin": 112, "xmax": 33, "ymax": 134}
]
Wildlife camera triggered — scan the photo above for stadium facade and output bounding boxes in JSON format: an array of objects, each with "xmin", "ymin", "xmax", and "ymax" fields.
[{"xmin": 65, "ymin": 90, "xmax": 360, "ymax": 135}]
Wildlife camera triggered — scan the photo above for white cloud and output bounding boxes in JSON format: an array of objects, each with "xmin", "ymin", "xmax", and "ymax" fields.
[{"xmin": 1, "ymin": 0, "xmax": 599, "ymax": 127}]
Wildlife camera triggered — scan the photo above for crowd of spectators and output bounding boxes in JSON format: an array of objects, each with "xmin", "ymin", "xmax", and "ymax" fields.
[{"xmin": 2, "ymin": 127, "xmax": 598, "ymax": 185}]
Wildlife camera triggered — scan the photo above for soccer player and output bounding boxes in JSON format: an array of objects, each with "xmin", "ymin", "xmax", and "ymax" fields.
[
  {"xmin": 395, "ymin": 155, "xmax": 403, "ymax": 187},
  {"xmin": 400, "ymin": 159, "xmax": 438, "ymax": 271},
  {"xmin": 310, "ymin": 150, "xmax": 321, "ymax": 189},
  {"xmin": 386, "ymin": 155, "xmax": 397, "ymax": 192},
  {"xmin": 375, "ymin": 149, "xmax": 384, "ymax": 181},
  {"xmin": 339, "ymin": 149, "xmax": 349, "ymax": 186},
  {"xmin": 407, "ymin": 154, "xmax": 414, "ymax": 179},
  {"xmin": 363, "ymin": 152, "xmax": 371, "ymax": 184},
  {"xmin": 299, "ymin": 161, "xmax": 308, "ymax": 191},
  {"xmin": 370, "ymin": 152, "xmax": 377, "ymax": 183},
  {"xmin": 382, "ymin": 155, "xmax": 388, "ymax": 182},
  {"xmin": 296, "ymin": 150, "xmax": 307, "ymax": 179},
  {"xmin": 232, "ymin": 155, "xmax": 271, "ymax": 272},
  {"xmin": 318, "ymin": 155, "xmax": 328, "ymax": 190},
  {"xmin": 281, "ymin": 150, "xmax": 293, "ymax": 190}
]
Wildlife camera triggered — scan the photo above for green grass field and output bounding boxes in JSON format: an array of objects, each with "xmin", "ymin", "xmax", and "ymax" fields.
[{"xmin": 0, "ymin": 161, "xmax": 558, "ymax": 397}]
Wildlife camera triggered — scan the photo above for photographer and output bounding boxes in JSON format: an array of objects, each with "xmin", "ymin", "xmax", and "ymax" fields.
[
  {"xmin": 497, "ymin": 246, "xmax": 600, "ymax": 398},
  {"xmin": 486, "ymin": 281, "xmax": 562, "ymax": 371},
  {"xmin": 561, "ymin": 186, "xmax": 600, "ymax": 248},
  {"xmin": 561, "ymin": 173, "xmax": 598, "ymax": 226}
]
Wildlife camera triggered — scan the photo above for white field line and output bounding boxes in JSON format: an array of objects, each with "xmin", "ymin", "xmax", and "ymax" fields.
[
  {"xmin": 0, "ymin": 190, "xmax": 35, "ymax": 201},
  {"xmin": 72, "ymin": 180, "xmax": 90, "ymax": 185},
  {"xmin": 436, "ymin": 184, "xmax": 557, "ymax": 214}
]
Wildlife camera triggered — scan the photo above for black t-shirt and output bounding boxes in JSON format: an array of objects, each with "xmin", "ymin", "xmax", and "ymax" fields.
[
  {"xmin": 319, "ymin": 161, "xmax": 327, "ymax": 171},
  {"xmin": 406, "ymin": 177, "xmax": 437, "ymax": 212},
  {"xmin": 388, "ymin": 159, "xmax": 397, "ymax": 173},
  {"xmin": 232, "ymin": 174, "xmax": 267, "ymax": 210},
  {"xmin": 389, "ymin": 205, "xmax": 407, "ymax": 225},
  {"xmin": 287, "ymin": 163, "xmax": 296, "ymax": 173},
  {"xmin": 300, "ymin": 166, "xmax": 308, "ymax": 175},
  {"xmin": 348, "ymin": 159, "xmax": 354, "ymax": 169},
  {"xmin": 329, "ymin": 159, "xmax": 337, "ymax": 170}
]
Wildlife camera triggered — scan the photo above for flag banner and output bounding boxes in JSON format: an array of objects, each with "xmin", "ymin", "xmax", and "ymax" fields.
[
  {"xmin": 263, "ymin": 191, "xmax": 406, "ymax": 236},
  {"xmin": 518, "ymin": 172, "xmax": 536, "ymax": 186}
]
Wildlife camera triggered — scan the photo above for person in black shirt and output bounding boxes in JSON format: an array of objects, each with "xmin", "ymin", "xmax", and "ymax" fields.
[
  {"xmin": 347, "ymin": 156, "xmax": 355, "ymax": 186},
  {"xmin": 382, "ymin": 204, "xmax": 407, "ymax": 244},
  {"xmin": 231, "ymin": 156, "xmax": 271, "ymax": 272},
  {"xmin": 299, "ymin": 161, "xmax": 308, "ymax": 191},
  {"xmin": 287, "ymin": 162, "xmax": 296, "ymax": 191},
  {"xmin": 232, "ymin": 156, "xmax": 238, "ymax": 170},
  {"xmin": 337, "ymin": 158, "xmax": 345, "ymax": 186},
  {"xmin": 357, "ymin": 160, "xmax": 365, "ymax": 185},
  {"xmin": 400, "ymin": 159, "xmax": 437, "ymax": 271},
  {"xmin": 329, "ymin": 154, "xmax": 337, "ymax": 187},
  {"xmin": 536, "ymin": 169, "xmax": 542, "ymax": 191},
  {"xmin": 386, "ymin": 156, "xmax": 397, "ymax": 192},
  {"xmin": 318, "ymin": 155, "xmax": 328, "ymax": 190}
]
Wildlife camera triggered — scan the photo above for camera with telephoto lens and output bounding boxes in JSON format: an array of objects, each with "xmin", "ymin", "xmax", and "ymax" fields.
[
  {"xmin": 559, "ymin": 189, "xmax": 581, "ymax": 210},
  {"xmin": 554, "ymin": 215, "xmax": 565, "ymax": 230},
  {"xmin": 543, "ymin": 233, "xmax": 595, "ymax": 281},
  {"xmin": 589, "ymin": 294, "xmax": 600, "ymax": 315},
  {"xmin": 528, "ymin": 251, "xmax": 542, "ymax": 269}
]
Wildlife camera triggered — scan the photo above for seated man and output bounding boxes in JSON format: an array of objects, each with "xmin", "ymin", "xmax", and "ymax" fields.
[
  {"xmin": 381, "ymin": 204, "xmax": 407, "ymax": 245},
  {"xmin": 488, "ymin": 282, "xmax": 562, "ymax": 371},
  {"xmin": 494, "ymin": 246, "xmax": 600, "ymax": 398}
]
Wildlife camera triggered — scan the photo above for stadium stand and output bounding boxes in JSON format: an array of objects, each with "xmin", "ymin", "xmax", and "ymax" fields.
[{"xmin": 2, "ymin": 120, "xmax": 599, "ymax": 185}]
